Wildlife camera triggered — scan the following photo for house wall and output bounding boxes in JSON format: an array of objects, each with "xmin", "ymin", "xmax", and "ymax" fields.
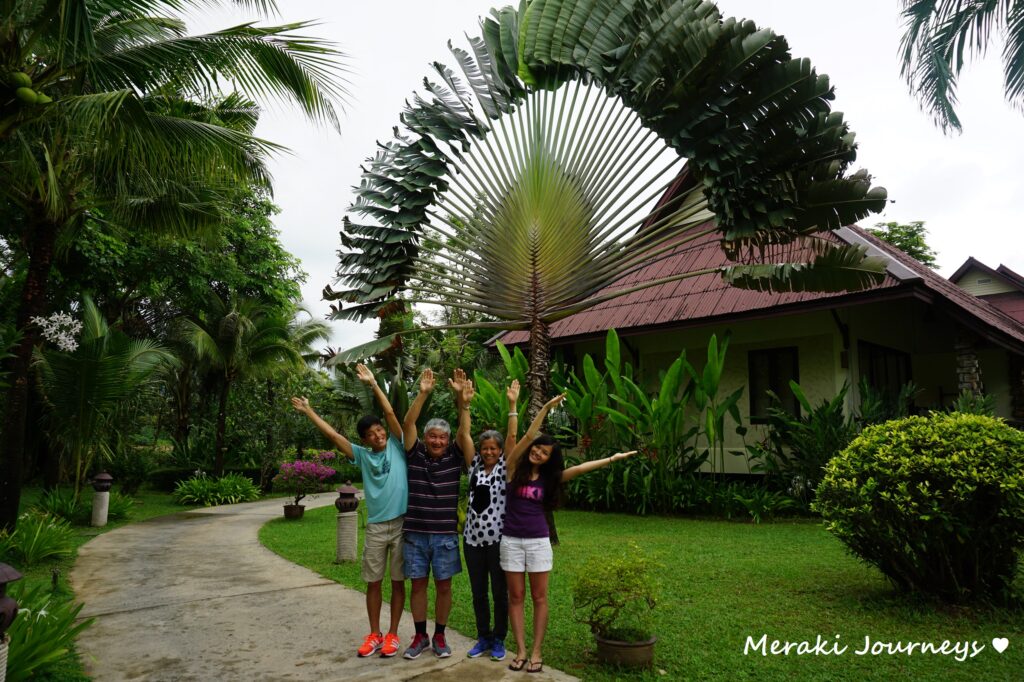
[
  {"xmin": 554, "ymin": 297, "xmax": 1022, "ymax": 476},
  {"xmin": 955, "ymin": 267, "xmax": 1017, "ymax": 296}
]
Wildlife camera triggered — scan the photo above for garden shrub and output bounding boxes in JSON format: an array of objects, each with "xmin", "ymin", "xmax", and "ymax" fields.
[
  {"xmin": 814, "ymin": 412, "xmax": 1024, "ymax": 603},
  {"xmin": 106, "ymin": 491, "xmax": 136, "ymax": 520},
  {"xmin": 105, "ymin": 445, "xmax": 156, "ymax": 494},
  {"xmin": 4, "ymin": 582, "xmax": 94, "ymax": 682},
  {"xmin": 34, "ymin": 487, "xmax": 85, "ymax": 524},
  {"xmin": 0, "ymin": 511, "xmax": 76, "ymax": 566},
  {"xmin": 172, "ymin": 473, "xmax": 260, "ymax": 506}
]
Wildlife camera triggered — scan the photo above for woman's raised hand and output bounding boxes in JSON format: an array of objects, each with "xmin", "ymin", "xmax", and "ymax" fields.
[
  {"xmin": 506, "ymin": 379, "xmax": 520, "ymax": 405},
  {"xmin": 610, "ymin": 450, "xmax": 638, "ymax": 463},
  {"xmin": 544, "ymin": 394, "xmax": 566, "ymax": 412}
]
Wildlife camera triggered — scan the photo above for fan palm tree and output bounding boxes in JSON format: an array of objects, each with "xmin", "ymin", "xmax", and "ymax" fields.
[
  {"xmin": 34, "ymin": 297, "xmax": 173, "ymax": 496},
  {"xmin": 0, "ymin": 0, "xmax": 347, "ymax": 529},
  {"xmin": 899, "ymin": 0, "xmax": 1024, "ymax": 133},
  {"xmin": 327, "ymin": 0, "xmax": 888, "ymax": 416}
]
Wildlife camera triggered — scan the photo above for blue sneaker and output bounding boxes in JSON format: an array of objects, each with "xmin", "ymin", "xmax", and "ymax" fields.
[
  {"xmin": 467, "ymin": 636, "xmax": 492, "ymax": 658},
  {"xmin": 490, "ymin": 638, "xmax": 506, "ymax": 661}
]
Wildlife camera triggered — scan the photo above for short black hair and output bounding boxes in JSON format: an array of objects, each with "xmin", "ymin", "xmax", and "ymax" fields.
[{"xmin": 356, "ymin": 415, "xmax": 383, "ymax": 439}]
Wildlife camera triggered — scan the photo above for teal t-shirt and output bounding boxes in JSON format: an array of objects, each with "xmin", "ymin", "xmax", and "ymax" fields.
[{"xmin": 350, "ymin": 435, "xmax": 408, "ymax": 524}]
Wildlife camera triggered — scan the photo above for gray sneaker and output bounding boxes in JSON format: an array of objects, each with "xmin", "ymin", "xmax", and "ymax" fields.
[
  {"xmin": 403, "ymin": 633, "xmax": 430, "ymax": 659},
  {"xmin": 432, "ymin": 633, "xmax": 452, "ymax": 658}
]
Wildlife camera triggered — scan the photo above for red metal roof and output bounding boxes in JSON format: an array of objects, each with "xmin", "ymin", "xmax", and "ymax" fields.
[{"xmin": 498, "ymin": 225, "xmax": 1024, "ymax": 352}]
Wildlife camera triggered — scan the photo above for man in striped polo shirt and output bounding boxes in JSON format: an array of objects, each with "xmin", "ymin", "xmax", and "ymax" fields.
[{"xmin": 401, "ymin": 368, "xmax": 474, "ymax": 660}]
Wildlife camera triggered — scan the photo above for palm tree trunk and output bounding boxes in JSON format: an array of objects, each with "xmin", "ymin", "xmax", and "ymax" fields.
[
  {"xmin": 214, "ymin": 378, "xmax": 230, "ymax": 477},
  {"xmin": 0, "ymin": 217, "xmax": 58, "ymax": 531},
  {"xmin": 526, "ymin": 317, "xmax": 559, "ymax": 545}
]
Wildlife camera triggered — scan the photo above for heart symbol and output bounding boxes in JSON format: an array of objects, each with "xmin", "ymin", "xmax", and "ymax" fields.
[{"xmin": 992, "ymin": 638, "xmax": 1009, "ymax": 653}]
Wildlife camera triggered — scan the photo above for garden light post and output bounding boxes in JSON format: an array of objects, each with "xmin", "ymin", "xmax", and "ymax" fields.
[
  {"xmin": 91, "ymin": 472, "xmax": 114, "ymax": 527},
  {"xmin": 0, "ymin": 562, "xmax": 24, "ymax": 682},
  {"xmin": 334, "ymin": 482, "xmax": 359, "ymax": 563}
]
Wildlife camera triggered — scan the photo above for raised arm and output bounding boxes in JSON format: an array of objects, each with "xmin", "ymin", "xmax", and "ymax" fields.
[
  {"xmin": 450, "ymin": 369, "xmax": 475, "ymax": 468},
  {"xmin": 506, "ymin": 393, "xmax": 564, "ymax": 480},
  {"xmin": 356, "ymin": 363, "xmax": 402, "ymax": 439},
  {"xmin": 290, "ymin": 397, "xmax": 354, "ymax": 460},
  {"xmin": 504, "ymin": 380, "xmax": 521, "ymax": 455},
  {"xmin": 562, "ymin": 450, "xmax": 638, "ymax": 482},
  {"xmin": 403, "ymin": 368, "xmax": 435, "ymax": 451}
]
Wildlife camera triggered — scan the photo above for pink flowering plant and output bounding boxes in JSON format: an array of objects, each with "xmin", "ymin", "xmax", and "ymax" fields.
[{"xmin": 273, "ymin": 451, "xmax": 337, "ymax": 505}]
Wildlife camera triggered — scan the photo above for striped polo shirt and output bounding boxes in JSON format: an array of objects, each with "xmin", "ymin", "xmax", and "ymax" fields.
[{"xmin": 403, "ymin": 439, "xmax": 464, "ymax": 534}]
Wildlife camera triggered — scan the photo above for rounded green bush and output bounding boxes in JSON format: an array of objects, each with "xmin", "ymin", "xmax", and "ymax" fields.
[{"xmin": 814, "ymin": 412, "xmax": 1024, "ymax": 602}]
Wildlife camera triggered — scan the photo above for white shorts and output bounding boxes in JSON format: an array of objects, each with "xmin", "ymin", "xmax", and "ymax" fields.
[{"xmin": 500, "ymin": 536, "xmax": 553, "ymax": 573}]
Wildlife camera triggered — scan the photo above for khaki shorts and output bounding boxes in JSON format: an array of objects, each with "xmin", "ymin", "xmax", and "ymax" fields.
[{"xmin": 362, "ymin": 516, "xmax": 405, "ymax": 583}]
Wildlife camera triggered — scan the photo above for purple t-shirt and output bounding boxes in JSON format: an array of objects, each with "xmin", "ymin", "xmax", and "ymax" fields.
[{"xmin": 502, "ymin": 478, "xmax": 548, "ymax": 539}]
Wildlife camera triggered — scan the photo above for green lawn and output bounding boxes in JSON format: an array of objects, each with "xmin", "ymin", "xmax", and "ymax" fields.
[{"xmin": 260, "ymin": 507, "xmax": 1024, "ymax": 681}]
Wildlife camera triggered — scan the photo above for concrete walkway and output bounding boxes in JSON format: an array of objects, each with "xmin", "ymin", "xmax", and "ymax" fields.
[{"xmin": 71, "ymin": 496, "xmax": 577, "ymax": 681}]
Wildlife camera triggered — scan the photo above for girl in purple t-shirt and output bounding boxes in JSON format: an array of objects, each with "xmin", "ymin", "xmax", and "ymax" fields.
[{"xmin": 500, "ymin": 394, "xmax": 637, "ymax": 674}]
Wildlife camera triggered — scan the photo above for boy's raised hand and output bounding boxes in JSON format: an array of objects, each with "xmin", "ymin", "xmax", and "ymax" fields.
[
  {"xmin": 290, "ymin": 396, "xmax": 311, "ymax": 414},
  {"xmin": 419, "ymin": 368, "xmax": 436, "ymax": 394},
  {"xmin": 355, "ymin": 363, "xmax": 376, "ymax": 386}
]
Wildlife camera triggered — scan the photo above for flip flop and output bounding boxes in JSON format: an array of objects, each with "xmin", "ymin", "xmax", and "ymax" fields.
[
  {"xmin": 508, "ymin": 658, "xmax": 527, "ymax": 671},
  {"xmin": 527, "ymin": 660, "xmax": 544, "ymax": 673}
]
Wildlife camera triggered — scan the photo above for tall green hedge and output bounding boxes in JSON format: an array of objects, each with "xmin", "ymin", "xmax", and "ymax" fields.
[{"xmin": 814, "ymin": 412, "xmax": 1024, "ymax": 603}]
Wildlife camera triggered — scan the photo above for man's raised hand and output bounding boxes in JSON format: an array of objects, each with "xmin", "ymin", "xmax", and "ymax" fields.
[
  {"xmin": 448, "ymin": 368, "xmax": 467, "ymax": 396},
  {"xmin": 610, "ymin": 450, "xmax": 638, "ymax": 463},
  {"xmin": 419, "ymin": 368, "xmax": 436, "ymax": 394},
  {"xmin": 290, "ymin": 396, "xmax": 311, "ymax": 414},
  {"xmin": 355, "ymin": 363, "xmax": 376, "ymax": 386}
]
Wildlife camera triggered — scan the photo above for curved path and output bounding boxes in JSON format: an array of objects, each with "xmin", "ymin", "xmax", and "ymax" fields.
[{"xmin": 71, "ymin": 496, "xmax": 576, "ymax": 681}]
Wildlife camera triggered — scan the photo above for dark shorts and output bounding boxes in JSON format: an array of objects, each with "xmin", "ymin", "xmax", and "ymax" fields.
[{"xmin": 403, "ymin": 531, "xmax": 462, "ymax": 580}]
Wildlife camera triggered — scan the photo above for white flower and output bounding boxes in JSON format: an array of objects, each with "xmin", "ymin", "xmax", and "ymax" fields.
[{"xmin": 32, "ymin": 311, "xmax": 83, "ymax": 352}]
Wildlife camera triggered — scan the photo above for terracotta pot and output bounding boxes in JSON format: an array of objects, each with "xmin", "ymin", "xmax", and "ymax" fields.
[
  {"xmin": 283, "ymin": 504, "xmax": 305, "ymax": 520},
  {"xmin": 594, "ymin": 634, "xmax": 656, "ymax": 667}
]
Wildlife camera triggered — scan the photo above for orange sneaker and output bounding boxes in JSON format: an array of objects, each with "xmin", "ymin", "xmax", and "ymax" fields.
[
  {"xmin": 380, "ymin": 632, "xmax": 401, "ymax": 657},
  {"xmin": 357, "ymin": 632, "xmax": 384, "ymax": 657}
]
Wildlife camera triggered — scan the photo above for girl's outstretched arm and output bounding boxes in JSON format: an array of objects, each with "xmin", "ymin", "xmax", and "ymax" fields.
[
  {"xmin": 561, "ymin": 450, "xmax": 638, "ymax": 483},
  {"xmin": 504, "ymin": 379, "xmax": 520, "ymax": 456}
]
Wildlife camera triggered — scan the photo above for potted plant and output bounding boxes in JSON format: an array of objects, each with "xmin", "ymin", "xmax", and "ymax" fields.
[
  {"xmin": 272, "ymin": 451, "xmax": 336, "ymax": 520},
  {"xmin": 571, "ymin": 543, "xmax": 658, "ymax": 667}
]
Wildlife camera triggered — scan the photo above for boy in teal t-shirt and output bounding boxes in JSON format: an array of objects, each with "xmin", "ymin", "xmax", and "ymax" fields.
[{"xmin": 291, "ymin": 364, "xmax": 408, "ymax": 659}]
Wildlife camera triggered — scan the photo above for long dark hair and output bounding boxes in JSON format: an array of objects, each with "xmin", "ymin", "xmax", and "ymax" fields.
[{"xmin": 510, "ymin": 433, "xmax": 563, "ymax": 511}]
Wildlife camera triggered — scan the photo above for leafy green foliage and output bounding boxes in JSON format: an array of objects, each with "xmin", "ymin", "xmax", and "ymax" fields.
[
  {"xmin": 33, "ymin": 488, "xmax": 84, "ymax": 524},
  {"xmin": 867, "ymin": 221, "xmax": 939, "ymax": 268},
  {"xmin": 748, "ymin": 382, "xmax": 861, "ymax": 508},
  {"xmin": 572, "ymin": 543, "xmax": 658, "ymax": 642},
  {"xmin": 899, "ymin": 0, "xmax": 1024, "ymax": 132},
  {"xmin": 557, "ymin": 330, "xmax": 746, "ymax": 515},
  {"xmin": 172, "ymin": 473, "xmax": 260, "ymax": 506},
  {"xmin": 104, "ymin": 446, "xmax": 156, "ymax": 496},
  {"xmin": 949, "ymin": 389, "xmax": 996, "ymax": 416},
  {"xmin": 815, "ymin": 413, "xmax": 1024, "ymax": 602},
  {"xmin": 107, "ymin": 491, "xmax": 136, "ymax": 521},
  {"xmin": 0, "ymin": 512, "xmax": 76, "ymax": 566},
  {"xmin": 3, "ymin": 582, "xmax": 94, "ymax": 682}
]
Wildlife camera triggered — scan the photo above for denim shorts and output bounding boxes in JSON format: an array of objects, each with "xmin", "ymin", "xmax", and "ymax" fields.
[{"xmin": 403, "ymin": 531, "xmax": 462, "ymax": 580}]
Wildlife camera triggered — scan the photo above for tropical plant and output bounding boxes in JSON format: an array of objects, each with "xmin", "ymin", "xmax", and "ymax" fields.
[
  {"xmin": 899, "ymin": 0, "xmax": 1024, "ymax": 132},
  {"xmin": 572, "ymin": 543, "xmax": 657, "ymax": 642},
  {"xmin": 184, "ymin": 295, "xmax": 311, "ymax": 475},
  {"xmin": 33, "ymin": 487, "xmax": 84, "ymax": 524},
  {"xmin": 856, "ymin": 377, "xmax": 919, "ymax": 425},
  {"xmin": 328, "ymin": 0, "xmax": 888, "ymax": 418},
  {"xmin": 0, "ymin": 0, "xmax": 347, "ymax": 531},
  {"xmin": 106, "ymin": 491, "xmax": 136, "ymax": 520},
  {"xmin": 172, "ymin": 472, "xmax": 260, "ymax": 506},
  {"xmin": 1, "ymin": 511, "xmax": 76, "ymax": 566},
  {"xmin": 732, "ymin": 487, "xmax": 797, "ymax": 524},
  {"xmin": 949, "ymin": 389, "xmax": 996, "ymax": 416},
  {"xmin": 272, "ymin": 451, "xmax": 337, "ymax": 506},
  {"xmin": 4, "ymin": 582, "xmax": 94, "ymax": 681},
  {"xmin": 748, "ymin": 381, "xmax": 860, "ymax": 507},
  {"xmin": 815, "ymin": 412, "xmax": 1024, "ymax": 603},
  {"xmin": 34, "ymin": 298, "xmax": 172, "ymax": 495}
]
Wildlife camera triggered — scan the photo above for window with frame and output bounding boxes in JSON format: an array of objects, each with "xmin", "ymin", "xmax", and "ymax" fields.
[
  {"xmin": 857, "ymin": 340, "xmax": 912, "ymax": 397},
  {"xmin": 748, "ymin": 346, "xmax": 800, "ymax": 422}
]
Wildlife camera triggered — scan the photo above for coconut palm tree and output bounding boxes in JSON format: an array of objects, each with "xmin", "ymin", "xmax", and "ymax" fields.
[
  {"xmin": 184, "ymin": 296, "xmax": 319, "ymax": 475},
  {"xmin": 34, "ymin": 297, "xmax": 173, "ymax": 496},
  {"xmin": 327, "ymin": 0, "xmax": 888, "ymax": 416},
  {"xmin": 899, "ymin": 0, "xmax": 1024, "ymax": 133},
  {"xmin": 0, "ymin": 0, "xmax": 347, "ymax": 529}
]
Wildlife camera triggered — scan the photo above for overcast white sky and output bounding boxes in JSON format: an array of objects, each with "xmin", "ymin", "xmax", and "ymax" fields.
[{"xmin": 192, "ymin": 1, "xmax": 1024, "ymax": 350}]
